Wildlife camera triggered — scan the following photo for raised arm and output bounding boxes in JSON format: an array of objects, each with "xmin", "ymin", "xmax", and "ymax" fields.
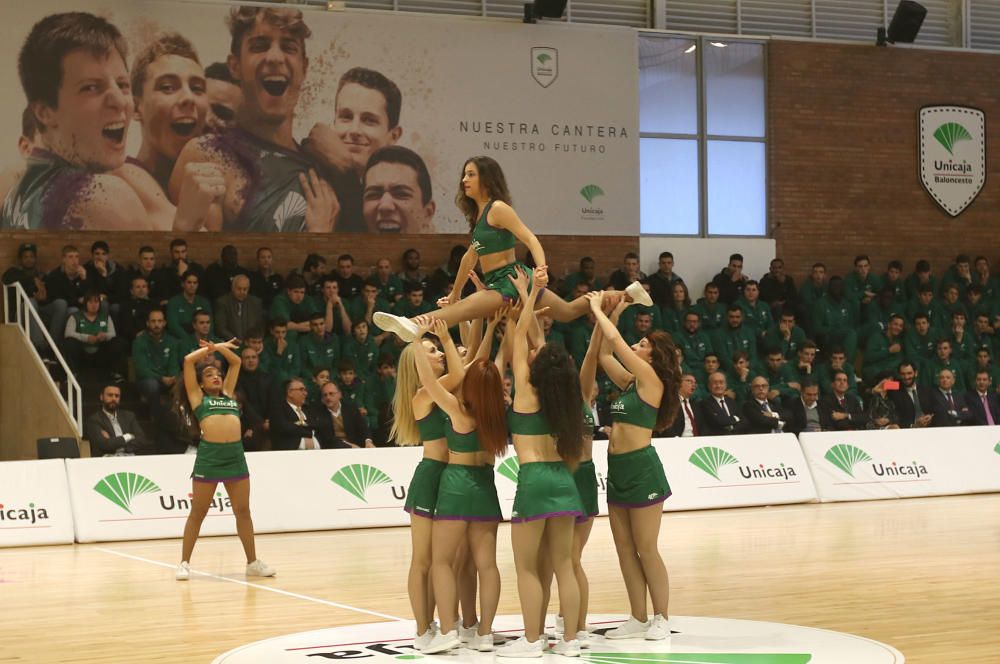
[
  {"xmin": 182, "ymin": 345, "xmax": 214, "ymax": 410},
  {"xmin": 490, "ymin": 201, "xmax": 546, "ymax": 271},
  {"xmin": 471, "ymin": 304, "xmax": 505, "ymax": 366},
  {"xmin": 448, "ymin": 247, "xmax": 480, "ymax": 304},
  {"xmin": 579, "ymin": 317, "xmax": 604, "ymax": 404},
  {"xmin": 426, "ymin": 317, "xmax": 467, "ymax": 393},
  {"xmin": 588, "ymin": 292, "xmax": 660, "ymax": 389},
  {"xmin": 213, "ymin": 338, "xmax": 242, "ymax": 396},
  {"xmin": 510, "ymin": 267, "xmax": 544, "ymax": 401},
  {"xmin": 411, "ymin": 320, "xmax": 462, "ymax": 420}
]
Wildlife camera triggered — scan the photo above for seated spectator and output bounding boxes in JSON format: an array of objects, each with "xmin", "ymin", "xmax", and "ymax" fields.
[
  {"xmin": 889, "ymin": 361, "xmax": 933, "ymax": 429},
  {"xmin": 343, "ymin": 320, "xmax": 379, "ymax": 380},
  {"xmin": 335, "ymin": 254, "xmax": 365, "ymax": 301},
  {"xmin": 819, "ymin": 371, "xmax": 866, "ymax": 430},
  {"xmin": 927, "ymin": 368, "xmax": 975, "ymax": 427},
  {"xmin": 270, "ymin": 274, "xmax": 320, "ymax": 341},
  {"xmin": 798, "ymin": 262, "xmax": 828, "ymax": 334},
  {"xmin": 725, "ymin": 351, "xmax": 753, "ymax": 405},
  {"xmin": 698, "ymin": 372, "xmax": 742, "ymax": 435},
  {"xmin": 357, "ymin": 280, "xmax": 392, "ymax": 340},
  {"xmin": 904, "ymin": 313, "xmax": 939, "ymax": 373},
  {"xmin": 181, "ymin": 311, "xmax": 221, "ymax": 356},
  {"xmin": 166, "ymin": 270, "xmax": 211, "ymax": 339},
  {"xmin": 863, "ymin": 314, "xmax": 905, "ymax": 384},
  {"xmin": 270, "ymin": 378, "xmax": 320, "ymax": 450},
  {"xmin": 337, "ymin": 359, "xmax": 377, "ymax": 432},
  {"xmin": 967, "ymin": 348, "xmax": 1000, "ymax": 393},
  {"xmin": 301, "ymin": 253, "xmax": 329, "ymax": 300},
  {"xmin": 561, "ymin": 256, "xmax": 605, "ymax": 300},
  {"xmin": 618, "ymin": 282, "xmax": 662, "ymax": 340},
  {"xmin": 248, "ymin": 246, "xmax": 284, "ymax": 309},
  {"xmin": 815, "ymin": 345, "xmax": 857, "ymax": 396},
  {"xmin": 973, "ymin": 256, "xmax": 998, "ymax": 304},
  {"xmin": 118, "ymin": 275, "xmax": 154, "ymax": 346},
  {"xmin": 394, "ymin": 282, "xmax": 433, "ymax": 319},
  {"xmin": 313, "ymin": 381, "xmax": 374, "ymax": 448},
  {"xmin": 661, "ymin": 280, "xmax": 690, "ymax": 335},
  {"xmin": 691, "ymin": 282, "xmax": 725, "ymax": 332},
  {"xmin": 46, "ymin": 244, "xmax": 88, "ymax": 335},
  {"xmin": 763, "ymin": 309, "xmax": 806, "ymax": 360},
  {"xmin": 865, "ymin": 373, "xmax": 900, "ymax": 430},
  {"xmin": 262, "ymin": 318, "xmax": 301, "ymax": 384},
  {"xmin": 214, "ymin": 274, "xmax": 264, "ymax": 343},
  {"xmin": 742, "ymin": 376, "xmax": 785, "ymax": 434},
  {"xmin": 428, "ymin": 245, "xmax": 466, "ymax": 304},
  {"xmin": 813, "ymin": 276, "xmax": 859, "ymax": 364},
  {"xmin": 859, "ymin": 287, "xmax": 901, "ymax": 344},
  {"xmin": 904, "ymin": 259, "xmax": 937, "ymax": 302},
  {"xmin": 622, "ymin": 309, "xmax": 655, "ymax": 347},
  {"xmin": 539, "ymin": 313, "xmax": 565, "ymax": 348},
  {"xmin": 948, "ymin": 310, "xmax": 974, "ymax": 362},
  {"xmin": 677, "ymin": 310, "xmax": 714, "ymax": 372},
  {"xmin": 123, "ymin": 246, "xmax": 163, "ymax": 304},
  {"xmin": 84, "ymin": 241, "xmax": 125, "ymax": 314},
  {"xmin": 922, "ymin": 338, "xmax": 966, "ymax": 389},
  {"xmin": 372, "ymin": 256, "xmax": 404, "ymax": 304},
  {"xmin": 965, "ymin": 284, "xmax": 989, "ymax": 320},
  {"xmin": 648, "ymin": 251, "xmax": 682, "ymax": 309},
  {"xmin": 608, "ymin": 251, "xmax": 646, "ymax": 291},
  {"xmin": 760, "ymin": 348, "xmax": 799, "ymax": 401},
  {"xmin": 62, "ymin": 291, "xmax": 124, "ymax": 379},
  {"xmin": 713, "ymin": 305, "xmax": 757, "ymax": 371},
  {"xmin": 3, "ymin": 242, "xmax": 65, "ymax": 346},
  {"xmin": 940, "ymin": 253, "xmax": 973, "ymax": 301},
  {"xmin": 157, "ymin": 238, "xmax": 203, "ymax": 300},
  {"xmin": 372, "ymin": 355, "xmax": 397, "ymax": 445},
  {"xmin": 758, "ymin": 257, "xmax": 797, "ymax": 319},
  {"xmin": 320, "ymin": 277, "xmax": 354, "ymax": 338},
  {"xmin": 905, "ymin": 285, "xmax": 942, "ymax": 333},
  {"xmin": 783, "ymin": 380, "xmax": 822, "ymax": 435},
  {"xmin": 968, "ymin": 369, "xmax": 1000, "ymax": 426},
  {"xmin": 203, "ymin": 244, "xmax": 250, "ymax": 302},
  {"xmin": 665, "ymin": 373, "xmax": 700, "ymax": 437},
  {"xmin": 787, "ymin": 339, "xmax": 819, "ymax": 386},
  {"xmin": 736, "ymin": 280, "xmax": 773, "ymax": 343},
  {"xmin": 939, "ymin": 283, "xmax": 967, "ymax": 321},
  {"xmin": 399, "ymin": 248, "xmax": 429, "ymax": 294},
  {"xmin": 307, "ymin": 367, "xmax": 331, "ymax": 406},
  {"xmin": 881, "ymin": 260, "xmax": 906, "ymax": 304},
  {"xmin": 84, "ymin": 384, "xmax": 152, "ymax": 456},
  {"xmin": 132, "ymin": 308, "xmax": 181, "ymax": 451},
  {"xmin": 236, "ymin": 344, "xmax": 272, "ymax": 451},
  {"xmin": 843, "ymin": 254, "xmax": 881, "ymax": 307},
  {"xmin": 693, "ymin": 352, "xmax": 722, "ymax": 392},
  {"xmin": 299, "ymin": 312, "xmax": 342, "ymax": 379},
  {"xmin": 712, "ymin": 253, "xmax": 748, "ymax": 304}
]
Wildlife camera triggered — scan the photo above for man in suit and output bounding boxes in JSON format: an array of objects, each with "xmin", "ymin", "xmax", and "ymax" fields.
[
  {"xmin": 889, "ymin": 361, "xmax": 933, "ymax": 428},
  {"xmin": 313, "ymin": 382, "xmax": 374, "ymax": 448},
  {"xmin": 742, "ymin": 376, "xmax": 785, "ymax": 434},
  {"xmin": 699, "ymin": 372, "xmax": 742, "ymax": 435},
  {"xmin": 783, "ymin": 380, "xmax": 823, "ymax": 435},
  {"xmin": 927, "ymin": 368, "xmax": 976, "ymax": 427},
  {"xmin": 236, "ymin": 346, "xmax": 274, "ymax": 451},
  {"xmin": 819, "ymin": 370, "xmax": 866, "ymax": 430},
  {"xmin": 269, "ymin": 378, "xmax": 321, "ymax": 450},
  {"xmin": 214, "ymin": 275, "xmax": 264, "ymax": 343},
  {"xmin": 83, "ymin": 384, "xmax": 152, "ymax": 456},
  {"xmin": 665, "ymin": 373, "xmax": 701, "ymax": 437},
  {"xmin": 968, "ymin": 369, "xmax": 1000, "ymax": 426}
]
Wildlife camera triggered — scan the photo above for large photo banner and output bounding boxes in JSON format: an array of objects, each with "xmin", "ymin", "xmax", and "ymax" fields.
[{"xmin": 0, "ymin": 0, "xmax": 638, "ymax": 235}]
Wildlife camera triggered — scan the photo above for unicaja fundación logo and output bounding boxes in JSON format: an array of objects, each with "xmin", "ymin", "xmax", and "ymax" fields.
[
  {"xmin": 330, "ymin": 464, "xmax": 392, "ymax": 503},
  {"xmin": 824, "ymin": 444, "xmax": 872, "ymax": 478},
  {"xmin": 93, "ymin": 472, "xmax": 161, "ymax": 513},
  {"xmin": 580, "ymin": 184, "xmax": 605, "ymax": 204},
  {"xmin": 689, "ymin": 446, "xmax": 739, "ymax": 480}
]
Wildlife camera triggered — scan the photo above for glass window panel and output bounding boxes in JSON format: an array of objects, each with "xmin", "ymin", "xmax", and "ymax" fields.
[
  {"xmin": 639, "ymin": 35, "xmax": 698, "ymax": 135},
  {"xmin": 707, "ymin": 140, "xmax": 766, "ymax": 236},
  {"xmin": 640, "ymin": 138, "xmax": 699, "ymax": 235},
  {"xmin": 704, "ymin": 41, "xmax": 765, "ymax": 138}
]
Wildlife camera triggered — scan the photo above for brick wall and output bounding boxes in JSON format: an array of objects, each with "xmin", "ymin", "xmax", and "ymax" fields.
[
  {"xmin": 769, "ymin": 40, "xmax": 1000, "ymax": 282},
  {"xmin": 0, "ymin": 231, "xmax": 636, "ymax": 282}
]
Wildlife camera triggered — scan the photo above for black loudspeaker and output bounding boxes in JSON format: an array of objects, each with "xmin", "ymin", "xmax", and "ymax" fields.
[
  {"xmin": 888, "ymin": 1, "xmax": 926, "ymax": 43},
  {"xmin": 37, "ymin": 437, "xmax": 80, "ymax": 459},
  {"xmin": 534, "ymin": 0, "xmax": 568, "ymax": 18}
]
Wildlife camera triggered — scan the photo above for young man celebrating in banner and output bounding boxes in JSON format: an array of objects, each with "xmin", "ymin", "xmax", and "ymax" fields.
[
  {"xmin": 2, "ymin": 12, "xmax": 223, "ymax": 232},
  {"xmin": 169, "ymin": 6, "xmax": 337, "ymax": 233}
]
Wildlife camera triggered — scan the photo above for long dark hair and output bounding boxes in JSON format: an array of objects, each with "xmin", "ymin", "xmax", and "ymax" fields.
[
  {"xmin": 647, "ymin": 330, "xmax": 681, "ymax": 431},
  {"xmin": 462, "ymin": 358, "xmax": 508, "ymax": 459},
  {"xmin": 456, "ymin": 155, "xmax": 513, "ymax": 231},
  {"xmin": 529, "ymin": 344, "xmax": 583, "ymax": 465}
]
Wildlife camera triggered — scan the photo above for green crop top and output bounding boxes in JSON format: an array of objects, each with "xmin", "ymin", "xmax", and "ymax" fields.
[
  {"xmin": 417, "ymin": 406, "xmax": 448, "ymax": 442},
  {"xmin": 471, "ymin": 201, "xmax": 516, "ymax": 256},
  {"xmin": 195, "ymin": 394, "xmax": 241, "ymax": 421},
  {"xmin": 444, "ymin": 416, "xmax": 482, "ymax": 453},
  {"xmin": 507, "ymin": 409, "xmax": 552, "ymax": 437},
  {"xmin": 610, "ymin": 382, "xmax": 658, "ymax": 430}
]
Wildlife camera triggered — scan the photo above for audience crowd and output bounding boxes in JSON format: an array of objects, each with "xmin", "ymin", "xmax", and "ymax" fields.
[{"xmin": 6, "ymin": 241, "xmax": 1000, "ymax": 455}]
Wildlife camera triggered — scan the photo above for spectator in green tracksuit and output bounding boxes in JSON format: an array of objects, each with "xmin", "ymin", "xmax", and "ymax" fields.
[{"xmin": 813, "ymin": 277, "xmax": 859, "ymax": 364}]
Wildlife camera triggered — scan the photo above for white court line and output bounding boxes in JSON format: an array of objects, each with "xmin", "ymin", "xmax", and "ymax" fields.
[{"xmin": 94, "ymin": 546, "xmax": 405, "ymax": 622}]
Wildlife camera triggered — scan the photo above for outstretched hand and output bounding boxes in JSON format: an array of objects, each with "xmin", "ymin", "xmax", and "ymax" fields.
[
  {"xmin": 413, "ymin": 315, "xmax": 435, "ymax": 337},
  {"xmin": 586, "ymin": 290, "xmax": 603, "ymax": 313},
  {"xmin": 533, "ymin": 266, "xmax": 549, "ymax": 290},
  {"xmin": 469, "ymin": 270, "xmax": 486, "ymax": 292},
  {"xmin": 507, "ymin": 267, "xmax": 530, "ymax": 296},
  {"xmin": 430, "ymin": 318, "xmax": 450, "ymax": 339}
]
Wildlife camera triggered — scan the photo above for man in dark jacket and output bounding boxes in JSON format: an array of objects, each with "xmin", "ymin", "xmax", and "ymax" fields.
[
  {"xmin": 313, "ymin": 381, "xmax": 374, "ymax": 448},
  {"xmin": 83, "ymin": 384, "xmax": 152, "ymax": 456}
]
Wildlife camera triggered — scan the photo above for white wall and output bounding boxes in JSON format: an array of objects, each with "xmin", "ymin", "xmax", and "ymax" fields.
[{"xmin": 639, "ymin": 237, "xmax": 777, "ymax": 293}]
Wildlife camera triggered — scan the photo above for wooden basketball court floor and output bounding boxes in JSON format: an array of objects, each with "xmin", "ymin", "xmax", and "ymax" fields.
[{"xmin": 2, "ymin": 493, "xmax": 998, "ymax": 663}]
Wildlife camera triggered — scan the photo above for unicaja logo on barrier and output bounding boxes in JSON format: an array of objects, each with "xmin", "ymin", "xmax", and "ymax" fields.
[
  {"xmin": 93, "ymin": 472, "xmax": 161, "ymax": 513},
  {"xmin": 994, "ymin": 442, "xmax": 1000, "ymax": 456},
  {"xmin": 824, "ymin": 444, "xmax": 872, "ymax": 478},
  {"xmin": 0, "ymin": 501, "xmax": 49, "ymax": 525},
  {"xmin": 330, "ymin": 464, "xmax": 392, "ymax": 503},
  {"xmin": 497, "ymin": 457, "xmax": 521, "ymax": 483},
  {"xmin": 689, "ymin": 446, "xmax": 739, "ymax": 480}
]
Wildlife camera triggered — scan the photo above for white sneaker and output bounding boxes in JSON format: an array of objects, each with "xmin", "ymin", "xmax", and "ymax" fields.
[
  {"xmin": 604, "ymin": 616, "xmax": 650, "ymax": 639},
  {"xmin": 645, "ymin": 614, "xmax": 671, "ymax": 641},
  {"xmin": 421, "ymin": 629, "xmax": 459, "ymax": 654},
  {"xmin": 495, "ymin": 636, "xmax": 544, "ymax": 658},
  {"xmin": 175, "ymin": 561, "xmax": 190, "ymax": 581},
  {"xmin": 414, "ymin": 626, "xmax": 436, "ymax": 651},
  {"xmin": 459, "ymin": 620, "xmax": 479, "ymax": 644},
  {"xmin": 469, "ymin": 631, "xmax": 494, "ymax": 652},
  {"xmin": 576, "ymin": 630, "xmax": 591, "ymax": 648},
  {"xmin": 246, "ymin": 559, "xmax": 276, "ymax": 577},
  {"xmin": 551, "ymin": 638, "xmax": 581, "ymax": 657},
  {"xmin": 373, "ymin": 312, "xmax": 419, "ymax": 343},
  {"xmin": 625, "ymin": 281, "xmax": 653, "ymax": 307}
]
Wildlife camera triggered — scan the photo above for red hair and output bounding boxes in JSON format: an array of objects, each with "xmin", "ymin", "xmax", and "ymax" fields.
[{"xmin": 462, "ymin": 358, "xmax": 508, "ymax": 458}]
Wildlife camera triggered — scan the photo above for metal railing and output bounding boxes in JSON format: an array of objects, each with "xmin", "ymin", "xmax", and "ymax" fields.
[{"xmin": 2, "ymin": 282, "xmax": 82, "ymax": 435}]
